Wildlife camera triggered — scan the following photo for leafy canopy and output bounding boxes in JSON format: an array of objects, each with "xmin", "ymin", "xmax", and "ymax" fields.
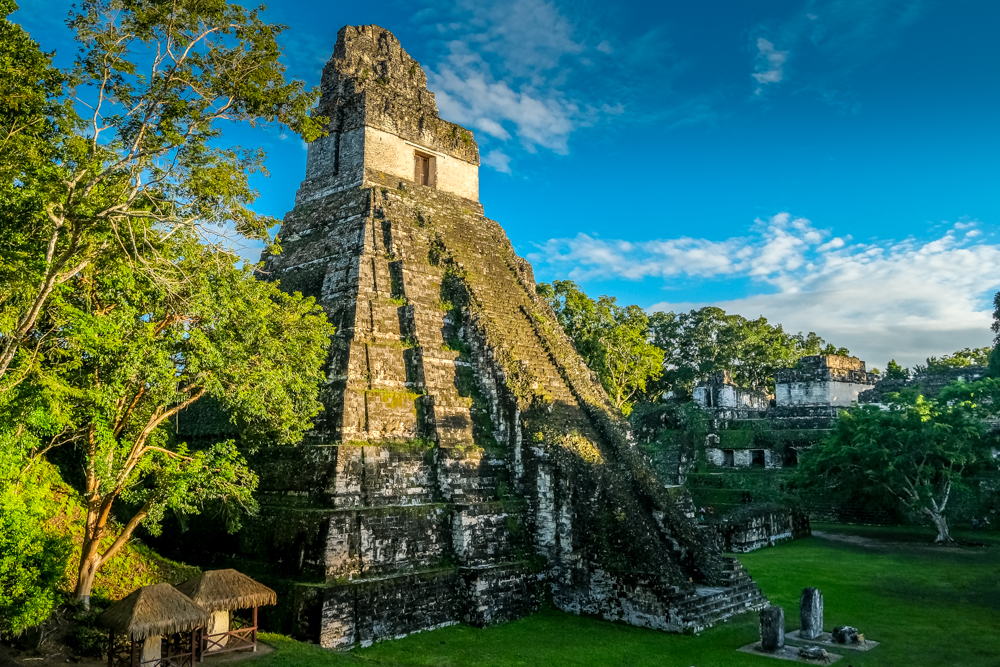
[
  {"xmin": 796, "ymin": 384, "xmax": 999, "ymax": 543},
  {"xmin": 648, "ymin": 307, "xmax": 843, "ymax": 399},
  {"xmin": 38, "ymin": 232, "xmax": 334, "ymax": 602},
  {"xmin": 0, "ymin": 438, "xmax": 72, "ymax": 636},
  {"xmin": 538, "ymin": 281, "xmax": 663, "ymax": 415},
  {"xmin": 0, "ymin": 0, "xmax": 337, "ymax": 607},
  {"xmin": 913, "ymin": 347, "xmax": 993, "ymax": 376},
  {"xmin": 0, "ymin": 0, "xmax": 327, "ymax": 384},
  {"xmin": 885, "ymin": 359, "xmax": 909, "ymax": 380}
]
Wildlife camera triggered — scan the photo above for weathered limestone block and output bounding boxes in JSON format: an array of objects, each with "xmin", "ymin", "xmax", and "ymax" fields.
[
  {"xmin": 573, "ymin": 569, "xmax": 680, "ymax": 632},
  {"xmin": 318, "ymin": 586, "xmax": 356, "ymax": 649},
  {"xmin": 361, "ymin": 446, "xmax": 434, "ymax": 506},
  {"xmin": 760, "ymin": 606, "xmax": 785, "ymax": 651},
  {"xmin": 733, "ymin": 450, "xmax": 752, "ymax": 467},
  {"xmin": 323, "ymin": 511, "xmax": 360, "ymax": 578},
  {"xmin": 436, "ymin": 448, "xmax": 502, "ymax": 503},
  {"xmin": 451, "ymin": 504, "xmax": 525, "ymax": 567},
  {"xmin": 461, "ymin": 564, "xmax": 541, "ymax": 626},
  {"xmin": 358, "ymin": 506, "xmax": 449, "ymax": 575},
  {"xmin": 705, "ymin": 447, "xmax": 725, "ymax": 466},
  {"xmin": 721, "ymin": 507, "xmax": 810, "ymax": 553},
  {"xmin": 800, "ymin": 587, "xmax": 824, "ymax": 639}
]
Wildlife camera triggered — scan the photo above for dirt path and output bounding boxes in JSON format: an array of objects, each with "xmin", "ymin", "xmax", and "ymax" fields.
[
  {"xmin": 0, "ymin": 642, "xmax": 273, "ymax": 667},
  {"xmin": 811, "ymin": 530, "xmax": 970, "ymax": 553}
]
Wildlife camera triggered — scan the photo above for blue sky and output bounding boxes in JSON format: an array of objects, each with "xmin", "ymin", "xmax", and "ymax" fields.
[{"xmin": 15, "ymin": 0, "xmax": 1000, "ymax": 368}]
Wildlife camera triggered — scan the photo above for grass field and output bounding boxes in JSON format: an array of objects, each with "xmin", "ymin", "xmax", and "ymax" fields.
[{"xmin": 252, "ymin": 523, "xmax": 1000, "ymax": 667}]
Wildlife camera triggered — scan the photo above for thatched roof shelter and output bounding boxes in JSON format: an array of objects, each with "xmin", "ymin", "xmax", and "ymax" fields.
[
  {"xmin": 175, "ymin": 569, "xmax": 276, "ymax": 613},
  {"xmin": 96, "ymin": 583, "xmax": 210, "ymax": 641}
]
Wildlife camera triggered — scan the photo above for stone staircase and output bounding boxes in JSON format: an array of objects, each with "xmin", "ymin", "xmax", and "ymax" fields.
[{"xmin": 674, "ymin": 557, "xmax": 768, "ymax": 631}]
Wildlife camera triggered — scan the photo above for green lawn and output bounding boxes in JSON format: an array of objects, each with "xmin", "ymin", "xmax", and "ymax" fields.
[{"xmin": 253, "ymin": 524, "xmax": 1000, "ymax": 667}]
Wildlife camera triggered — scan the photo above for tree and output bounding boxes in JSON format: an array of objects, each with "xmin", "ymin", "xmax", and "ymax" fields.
[
  {"xmin": 796, "ymin": 384, "xmax": 999, "ymax": 543},
  {"xmin": 537, "ymin": 280, "xmax": 604, "ymax": 369},
  {"xmin": 885, "ymin": 359, "xmax": 909, "ymax": 380},
  {"xmin": 990, "ymin": 291, "xmax": 1000, "ymax": 378},
  {"xmin": 538, "ymin": 281, "xmax": 662, "ymax": 415},
  {"xmin": 648, "ymin": 307, "xmax": 842, "ymax": 398},
  {"xmin": 595, "ymin": 300, "xmax": 663, "ymax": 416},
  {"xmin": 0, "ymin": 0, "xmax": 326, "ymax": 384},
  {"xmin": 992, "ymin": 291, "xmax": 1000, "ymax": 344},
  {"xmin": 31, "ymin": 233, "xmax": 334, "ymax": 606},
  {"xmin": 0, "ymin": 436, "xmax": 72, "ymax": 635},
  {"xmin": 913, "ymin": 347, "xmax": 993, "ymax": 376}
]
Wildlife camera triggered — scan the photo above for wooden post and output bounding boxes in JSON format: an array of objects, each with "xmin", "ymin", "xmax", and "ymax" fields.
[{"xmin": 252, "ymin": 606, "xmax": 258, "ymax": 652}]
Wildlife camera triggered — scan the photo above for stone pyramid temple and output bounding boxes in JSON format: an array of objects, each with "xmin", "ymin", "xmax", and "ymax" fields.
[{"xmin": 237, "ymin": 25, "xmax": 767, "ymax": 648}]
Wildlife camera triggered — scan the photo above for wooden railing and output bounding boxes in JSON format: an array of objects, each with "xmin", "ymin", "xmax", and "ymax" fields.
[
  {"xmin": 199, "ymin": 626, "xmax": 258, "ymax": 657},
  {"xmin": 108, "ymin": 634, "xmax": 196, "ymax": 667},
  {"xmin": 141, "ymin": 654, "xmax": 195, "ymax": 667}
]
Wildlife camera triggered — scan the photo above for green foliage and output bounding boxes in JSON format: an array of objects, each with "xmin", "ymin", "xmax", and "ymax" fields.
[
  {"xmin": 0, "ymin": 1, "xmax": 338, "ymax": 605},
  {"xmin": 648, "ymin": 306, "xmax": 843, "ymax": 399},
  {"xmin": 0, "ymin": 441, "xmax": 72, "ymax": 635},
  {"xmin": 0, "ymin": 0, "xmax": 326, "ymax": 387},
  {"xmin": 914, "ymin": 347, "xmax": 993, "ymax": 375},
  {"xmin": 992, "ymin": 290, "xmax": 1000, "ymax": 345},
  {"xmin": 67, "ymin": 600, "xmax": 111, "ymax": 657},
  {"xmin": 17, "ymin": 233, "xmax": 334, "ymax": 602},
  {"xmin": 537, "ymin": 281, "xmax": 663, "ymax": 415},
  {"xmin": 885, "ymin": 358, "xmax": 909, "ymax": 379},
  {"xmin": 796, "ymin": 384, "xmax": 1000, "ymax": 542}
]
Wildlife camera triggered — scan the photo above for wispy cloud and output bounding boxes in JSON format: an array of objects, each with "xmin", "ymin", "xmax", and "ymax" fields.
[
  {"xmin": 752, "ymin": 38, "xmax": 788, "ymax": 94},
  {"xmin": 420, "ymin": 0, "xmax": 603, "ymax": 163},
  {"xmin": 481, "ymin": 149, "xmax": 512, "ymax": 173},
  {"xmin": 414, "ymin": 0, "xmax": 718, "ymax": 171},
  {"xmin": 531, "ymin": 215, "xmax": 1000, "ymax": 367},
  {"xmin": 750, "ymin": 0, "xmax": 929, "ymax": 106}
]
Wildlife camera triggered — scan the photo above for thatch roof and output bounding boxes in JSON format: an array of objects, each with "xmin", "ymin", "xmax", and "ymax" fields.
[
  {"xmin": 175, "ymin": 569, "xmax": 276, "ymax": 612},
  {"xmin": 96, "ymin": 583, "xmax": 209, "ymax": 640}
]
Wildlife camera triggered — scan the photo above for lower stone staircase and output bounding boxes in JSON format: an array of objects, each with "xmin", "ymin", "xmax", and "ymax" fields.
[{"xmin": 675, "ymin": 557, "xmax": 768, "ymax": 631}]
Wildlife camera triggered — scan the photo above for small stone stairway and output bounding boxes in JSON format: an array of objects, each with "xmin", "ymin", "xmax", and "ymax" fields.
[{"xmin": 676, "ymin": 557, "xmax": 768, "ymax": 631}]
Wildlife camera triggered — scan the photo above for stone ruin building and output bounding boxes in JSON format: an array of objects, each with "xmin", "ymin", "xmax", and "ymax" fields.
[
  {"xmin": 208, "ymin": 25, "xmax": 768, "ymax": 649},
  {"xmin": 695, "ymin": 355, "xmax": 877, "ymax": 470},
  {"xmin": 671, "ymin": 355, "xmax": 876, "ymax": 549},
  {"xmin": 668, "ymin": 353, "xmax": 992, "ymax": 546}
]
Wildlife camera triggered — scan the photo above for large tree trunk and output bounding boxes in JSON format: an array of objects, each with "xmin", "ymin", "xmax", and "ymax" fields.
[
  {"xmin": 74, "ymin": 496, "xmax": 105, "ymax": 610},
  {"xmin": 924, "ymin": 508, "xmax": 953, "ymax": 544},
  {"xmin": 74, "ymin": 551, "xmax": 101, "ymax": 610}
]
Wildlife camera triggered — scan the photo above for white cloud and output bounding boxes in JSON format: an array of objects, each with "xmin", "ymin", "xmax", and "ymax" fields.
[
  {"xmin": 531, "ymin": 216, "xmax": 999, "ymax": 367},
  {"xmin": 752, "ymin": 38, "xmax": 788, "ymax": 94},
  {"xmin": 482, "ymin": 149, "xmax": 512, "ymax": 173},
  {"xmin": 596, "ymin": 40, "xmax": 613, "ymax": 54},
  {"xmin": 422, "ymin": 0, "xmax": 620, "ymax": 157}
]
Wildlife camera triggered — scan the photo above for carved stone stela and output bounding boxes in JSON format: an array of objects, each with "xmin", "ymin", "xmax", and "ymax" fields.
[{"xmin": 234, "ymin": 25, "xmax": 766, "ymax": 648}]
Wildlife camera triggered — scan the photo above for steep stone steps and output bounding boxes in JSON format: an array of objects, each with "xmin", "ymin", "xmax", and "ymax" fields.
[{"xmin": 673, "ymin": 557, "xmax": 768, "ymax": 631}]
